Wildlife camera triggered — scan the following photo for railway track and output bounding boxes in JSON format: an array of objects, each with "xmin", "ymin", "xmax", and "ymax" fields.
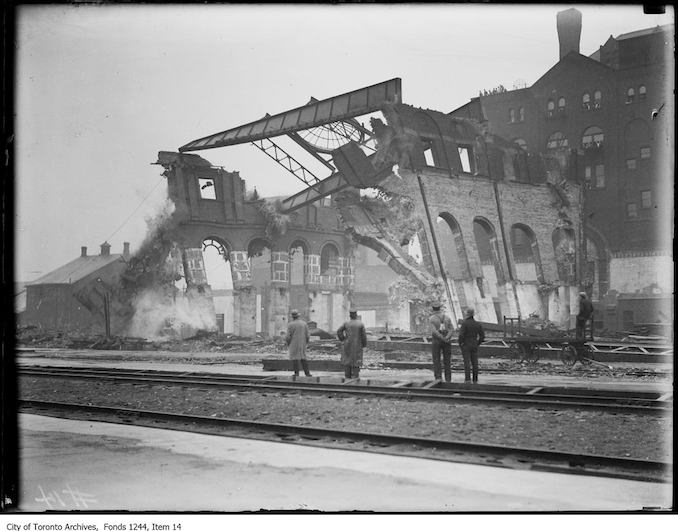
[
  {"xmin": 20, "ymin": 399, "xmax": 671, "ymax": 484},
  {"xmin": 18, "ymin": 365, "xmax": 672, "ymax": 415}
]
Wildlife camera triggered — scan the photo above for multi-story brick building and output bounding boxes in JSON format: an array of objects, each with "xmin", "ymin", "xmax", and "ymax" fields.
[{"xmin": 450, "ymin": 8, "xmax": 674, "ymax": 335}]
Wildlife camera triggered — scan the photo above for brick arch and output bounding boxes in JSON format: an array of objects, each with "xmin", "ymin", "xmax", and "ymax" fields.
[
  {"xmin": 320, "ymin": 241, "xmax": 340, "ymax": 275},
  {"xmin": 473, "ymin": 216, "xmax": 505, "ymax": 283},
  {"xmin": 437, "ymin": 212, "xmax": 471, "ymax": 279},
  {"xmin": 201, "ymin": 235, "xmax": 232, "ymax": 255},
  {"xmin": 509, "ymin": 223, "xmax": 544, "ymax": 282},
  {"xmin": 288, "ymin": 238, "xmax": 310, "ymax": 255},
  {"xmin": 246, "ymin": 237, "xmax": 272, "ymax": 257}
]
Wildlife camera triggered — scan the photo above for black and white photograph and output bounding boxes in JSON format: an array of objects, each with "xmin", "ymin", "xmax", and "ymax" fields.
[{"xmin": 2, "ymin": 2, "xmax": 674, "ymax": 521}]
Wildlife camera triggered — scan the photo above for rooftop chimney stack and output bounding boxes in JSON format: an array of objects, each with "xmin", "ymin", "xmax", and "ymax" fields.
[
  {"xmin": 557, "ymin": 8, "xmax": 582, "ymax": 60},
  {"xmin": 81, "ymin": 246, "xmax": 87, "ymax": 257},
  {"xmin": 123, "ymin": 242, "xmax": 130, "ymax": 258},
  {"xmin": 100, "ymin": 241, "xmax": 111, "ymax": 256}
]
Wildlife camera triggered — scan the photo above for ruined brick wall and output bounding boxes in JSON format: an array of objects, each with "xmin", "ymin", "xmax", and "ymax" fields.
[
  {"xmin": 154, "ymin": 151, "xmax": 353, "ymax": 337},
  {"xmin": 372, "ymin": 166, "xmax": 583, "ymax": 325}
]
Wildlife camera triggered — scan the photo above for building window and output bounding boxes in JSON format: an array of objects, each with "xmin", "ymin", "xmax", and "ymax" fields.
[
  {"xmin": 320, "ymin": 195, "xmax": 332, "ymax": 207},
  {"xmin": 546, "ymin": 100, "xmax": 555, "ymax": 117},
  {"xmin": 557, "ymin": 97, "xmax": 566, "ymax": 111},
  {"xmin": 198, "ymin": 178, "xmax": 217, "ymax": 199},
  {"xmin": 640, "ymin": 146, "xmax": 651, "ymax": 159},
  {"xmin": 584, "ymin": 166, "xmax": 592, "ymax": 181},
  {"xmin": 546, "ymin": 131, "xmax": 568, "ymax": 150},
  {"xmin": 423, "ymin": 147, "xmax": 435, "ymax": 166},
  {"xmin": 626, "ymin": 203, "xmax": 638, "ymax": 219},
  {"xmin": 593, "ymin": 90, "xmax": 602, "ymax": 108},
  {"xmin": 458, "ymin": 146, "xmax": 472, "ymax": 173},
  {"xmin": 508, "ymin": 108, "xmax": 516, "ymax": 123},
  {"xmin": 594, "ymin": 164, "xmax": 605, "ymax": 188},
  {"xmin": 626, "ymin": 87, "xmax": 635, "ymax": 104},
  {"xmin": 582, "ymin": 92, "xmax": 591, "ymax": 110},
  {"xmin": 639, "ymin": 85, "xmax": 647, "ymax": 100},
  {"xmin": 514, "ymin": 138, "xmax": 527, "ymax": 151},
  {"xmin": 641, "ymin": 190, "xmax": 652, "ymax": 209},
  {"xmin": 519, "ymin": 107, "xmax": 525, "ymax": 122},
  {"xmin": 626, "ymin": 158, "xmax": 637, "ymax": 170},
  {"xmin": 582, "ymin": 126, "xmax": 604, "ymax": 148}
]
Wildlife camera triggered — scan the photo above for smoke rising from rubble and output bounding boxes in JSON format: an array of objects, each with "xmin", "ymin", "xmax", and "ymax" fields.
[
  {"xmin": 120, "ymin": 198, "xmax": 217, "ymax": 339},
  {"xmin": 127, "ymin": 288, "xmax": 216, "ymax": 340}
]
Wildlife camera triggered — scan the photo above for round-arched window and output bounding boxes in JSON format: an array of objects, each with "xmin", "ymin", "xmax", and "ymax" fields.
[
  {"xmin": 582, "ymin": 126, "xmax": 604, "ymax": 148},
  {"xmin": 582, "ymin": 92, "xmax": 591, "ymax": 110}
]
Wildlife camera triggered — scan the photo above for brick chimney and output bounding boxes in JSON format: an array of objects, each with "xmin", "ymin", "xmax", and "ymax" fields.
[
  {"xmin": 81, "ymin": 246, "xmax": 87, "ymax": 257},
  {"xmin": 100, "ymin": 241, "xmax": 111, "ymax": 256},
  {"xmin": 557, "ymin": 8, "xmax": 582, "ymax": 60},
  {"xmin": 123, "ymin": 242, "xmax": 130, "ymax": 258}
]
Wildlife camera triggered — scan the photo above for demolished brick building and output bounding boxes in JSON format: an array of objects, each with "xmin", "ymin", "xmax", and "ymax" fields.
[{"xmin": 21, "ymin": 79, "xmax": 586, "ymax": 339}]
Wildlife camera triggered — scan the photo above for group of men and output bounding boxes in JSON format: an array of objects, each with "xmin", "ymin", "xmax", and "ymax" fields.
[
  {"xmin": 286, "ymin": 291, "xmax": 594, "ymax": 382},
  {"xmin": 285, "ymin": 302, "xmax": 484, "ymax": 383},
  {"xmin": 285, "ymin": 308, "xmax": 367, "ymax": 379}
]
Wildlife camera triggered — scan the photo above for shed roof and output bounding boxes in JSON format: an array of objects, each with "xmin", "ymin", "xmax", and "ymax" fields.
[{"xmin": 28, "ymin": 254, "xmax": 124, "ymax": 285}]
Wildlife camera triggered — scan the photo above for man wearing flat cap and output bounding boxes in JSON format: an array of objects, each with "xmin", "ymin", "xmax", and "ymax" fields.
[
  {"xmin": 576, "ymin": 291, "xmax": 594, "ymax": 340},
  {"xmin": 429, "ymin": 301, "xmax": 454, "ymax": 382},
  {"xmin": 286, "ymin": 309, "xmax": 311, "ymax": 377},
  {"xmin": 337, "ymin": 308, "xmax": 367, "ymax": 379}
]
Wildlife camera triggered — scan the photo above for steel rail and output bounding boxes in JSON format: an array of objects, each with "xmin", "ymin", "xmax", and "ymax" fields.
[
  {"xmin": 18, "ymin": 366, "xmax": 671, "ymax": 415},
  {"xmin": 20, "ymin": 399, "xmax": 671, "ymax": 483}
]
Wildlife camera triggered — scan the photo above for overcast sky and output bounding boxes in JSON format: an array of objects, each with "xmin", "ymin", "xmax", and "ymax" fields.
[{"xmin": 15, "ymin": 3, "xmax": 673, "ymax": 282}]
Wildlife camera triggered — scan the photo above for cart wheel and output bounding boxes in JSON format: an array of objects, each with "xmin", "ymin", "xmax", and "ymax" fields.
[
  {"xmin": 507, "ymin": 344, "xmax": 520, "ymax": 361},
  {"xmin": 525, "ymin": 344, "xmax": 540, "ymax": 364},
  {"xmin": 560, "ymin": 344, "xmax": 577, "ymax": 366},
  {"xmin": 517, "ymin": 343, "xmax": 530, "ymax": 363}
]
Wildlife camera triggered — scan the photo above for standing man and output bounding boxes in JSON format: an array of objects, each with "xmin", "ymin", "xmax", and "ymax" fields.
[
  {"xmin": 576, "ymin": 292, "xmax": 594, "ymax": 340},
  {"xmin": 429, "ymin": 301, "xmax": 454, "ymax": 382},
  {"xmin": 336, "ymin": 309, "xmax": 367, "ymax": 379},
  {"xmin": 458, "ymin": 308, "xmax": 485, "ymax": 384},
  {"xmin": 287, "ymin": 309, "xmax": 311, "ymax": 377}
]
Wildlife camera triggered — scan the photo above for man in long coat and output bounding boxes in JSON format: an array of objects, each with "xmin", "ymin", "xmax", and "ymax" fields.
[
  {"xmin": 286, "ymin": 309, "xmax": 311, "ymax": 377},
  {"xmin": 336, "ymin": 309, "xmax": 367, "ymax": 379},
  {"xmin": 458, "ymin": 308, "xmax": 485, "ymax": 384}
]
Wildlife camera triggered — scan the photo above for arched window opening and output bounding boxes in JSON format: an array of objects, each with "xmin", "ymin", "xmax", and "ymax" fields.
[
  {"xmin": 626, "ymin": 87, "xmax": 635, "ymax": 104},
  {"xmin": 473, "ymin": 218, "xmax": 505, "ymax": 321},
  {"xmin": 289, "ymin": 240, "xmax": 307, "ymax": 285},
  {"xmin": 593, "ymin": 90, "xmax": 602, "ymax": 108},
  {"xmin": 519, "ymin": 107, "xmax": 525, "ymax": 122},
  {"xmin": 510, "ymin": 224, "xmax": 543, "ymax": 282},
  {"xmin": 546, "ymin": 100, "xmax": 555, "ymax": 117},
  {"xmin": 639, "ymin": 85, "xmax": 647, "ymax": 100},
  {"xmin": 557, "ymin": 97, "xmax": 566, "ymax": 111},
  {"xmin": 509, "ymin": 108, "xmax": 516, "ymax": 123},
  {"xmin": 546, "ymin": 131, "xmax": 568, "ymax": 150},
  {"xmin": 582, "ymin": 92, "xmax": 591, "ymax": 110},
  {"xmin": 248, "ymin": 238, "xmax": 272, "ymax": 288},
  {"xmin": 582, "ymin": 126, "xmax": 604, "ymax": 148},
  {"xmin": 437, "ymin": 213, "xmax": 471, "ymax": 280},
  {"xmin": 552, "ymin": 228, "xmax": 576, "ymax": 283},
  {"xmin": 202, "ymin": 238, "xmax": 233, "ymax": 290},
  {"xmin": 320, "ymin": 243, "xmax": 339, "ymax": 276}
]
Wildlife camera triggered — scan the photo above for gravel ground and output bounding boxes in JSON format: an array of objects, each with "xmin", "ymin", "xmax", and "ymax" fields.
[{"xmin": 19, "ymin": 377, "xmax": 672, "ymax": 461}]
